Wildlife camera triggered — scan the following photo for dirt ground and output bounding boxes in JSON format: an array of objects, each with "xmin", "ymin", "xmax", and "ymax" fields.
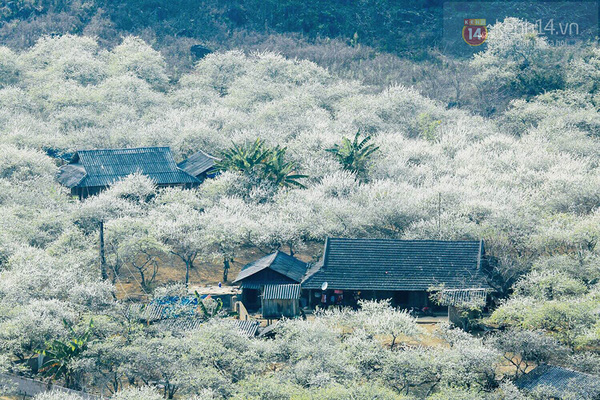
[{"xmin": 112, "ymin": 243, "xmax": 323, "ymax": 300}]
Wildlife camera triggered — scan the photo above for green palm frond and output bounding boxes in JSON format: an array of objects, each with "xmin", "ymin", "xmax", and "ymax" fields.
[
  {"xmin": 217, "ymin": 139, "xmax": 308, "ymax": 188},
  {"xmin": 326, "ymin": 130, "xmax": 379, "ymax": 178}
]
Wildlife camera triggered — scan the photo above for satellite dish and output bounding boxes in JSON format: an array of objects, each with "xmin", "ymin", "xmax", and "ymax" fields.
[{"xmin": 321, "ymin": 282, "xmax": 328, "ymax": 291}]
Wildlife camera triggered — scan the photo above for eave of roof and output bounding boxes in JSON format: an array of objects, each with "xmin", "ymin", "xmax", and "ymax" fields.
[{"xmin": 262, "ymin": 284, "xmax": 301, "ymax": 300}]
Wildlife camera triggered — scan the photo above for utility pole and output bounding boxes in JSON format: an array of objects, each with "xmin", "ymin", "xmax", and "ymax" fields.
[
  {"xmin": 438, "ymin": 192, "xmax": 442, "ymax": 239},
  {"xmin": 99, "ymin": 220, "xmax": 108, "ymax": 280}
]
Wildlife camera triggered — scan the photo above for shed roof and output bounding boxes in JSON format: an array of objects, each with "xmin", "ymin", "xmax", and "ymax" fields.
[
  {"xmin": 178, "ymin": 150, "xmax": 220, "ymax": 178},
  {"xmin": 57, "ymin": 147, "xmax": 199, "ymax": 189},
  {"xmin": 515, "ymin": 364, "xmax": 600, "ymax": 398},
  {"xmin": 302, "ymin": 238, "xmax": 490, "ymax": 291},
  {"xmin": 233, "ymin": 251, "xmax": 308, "ymax": 284},
  {"xmin": 437, "ymin": 288, "xmax": 488, "ymax": 307},
  {"xmin": 263, "ymin": 284, "xmax": 301, "ymax": 300}
]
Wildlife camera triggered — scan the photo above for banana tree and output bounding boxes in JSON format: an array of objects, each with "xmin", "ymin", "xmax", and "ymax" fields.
[
  {"xmin": 40, "ymin": 319, "xmax": 93, "ymax": 390},
  {"xmin": 326, "ymin": 131, "xmax": 379, "ymax": 179}
]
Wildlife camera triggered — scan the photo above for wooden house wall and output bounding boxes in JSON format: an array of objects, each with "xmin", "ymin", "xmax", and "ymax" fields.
[{"xmin": 262, "ymin": 298, "xmax": 299, "ymax": 319}]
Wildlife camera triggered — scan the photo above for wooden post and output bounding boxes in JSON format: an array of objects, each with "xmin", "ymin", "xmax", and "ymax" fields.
[{"xmin": 99, "ymin": 221, "xmax": 108, "ymax": 281}]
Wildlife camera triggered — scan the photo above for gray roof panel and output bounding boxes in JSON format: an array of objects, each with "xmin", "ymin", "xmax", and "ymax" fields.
[
  {"xmin": 302, "ymin": 238, "xmax": 490, "ymax": 291},
  {"xmin": 234, "ymin": 251, "xmax": 308, "ymax": 284},
  {"xmin": 56, "ymin": 163, "xmax": 86, "ymax": 188},
  {"xmin": 515, "ymin": 364, "xmax": 600, "ymax": 398},
  {"xmin": 263, "ymin": 284, "xmax": 301, "ymax": 300},
  {"xmin": 58, "ymin": 147, "xmax": 199, "ymax": 188},
  {"xmin": 178, "ymin": 150, "xmax": 220, "ymax": 178}
]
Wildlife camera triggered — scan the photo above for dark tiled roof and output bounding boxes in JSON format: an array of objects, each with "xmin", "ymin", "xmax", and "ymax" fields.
[
  {"xmin": 302, "ymin": 238, "xmax": 490, "ymax": 291},
  {"xmin": 57, "ymin": 147, "xmax": 199, "ymax": 188},
  {"xmin": 233, "ymin": 251, "xmax": 308, "ymax": 284},
  {"xmin": 178, "ymin": 150, "xmax": 220, "ymax": 178},
  {"xmin": 515, "ymin": 364, "xmax": 600, "ymax": 399},
  {"xmin": 263, "ymin": 284, "xmax": 301, "ymax": 300}
]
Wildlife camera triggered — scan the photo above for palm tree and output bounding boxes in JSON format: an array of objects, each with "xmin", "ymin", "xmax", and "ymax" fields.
[{"xmin": 326, "ymin": 131, "xmax": 379, "ymax": 177}]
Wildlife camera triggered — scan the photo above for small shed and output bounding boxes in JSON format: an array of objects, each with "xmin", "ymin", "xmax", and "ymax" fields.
[
  {"xmin": 515, "ymin": 364, "xmax": 600, "ymax": 399},
  {"xmin": 261, "ymin": 284, "xmax": 301, "ymax": 319},
  {"xmin": 233, "ymin": 251, "xmax": 308, "ymax": 312}
]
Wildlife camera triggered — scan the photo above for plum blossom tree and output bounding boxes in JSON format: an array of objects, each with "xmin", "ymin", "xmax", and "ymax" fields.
[
  {"xmin": 487, "ymin": 328, "xmax": 568, "ymax": 378},
  {"xmin": 105, "ymin": 217, "xmax": 166, "ymax": 290},
  {"xmin": 150, "ymin": 202, "xmax": 204, "ymax": 286},
  {"xmin": 354, "ymin": 300, "xmax": 420, "ymax": 350},
  {"xmin": 199, "ymin": 197, "xmax": 251, "ymax": 282}
]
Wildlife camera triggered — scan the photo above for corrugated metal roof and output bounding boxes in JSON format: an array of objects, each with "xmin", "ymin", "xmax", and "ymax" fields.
[
  {"xmin": 302, "ymin": 238, "xmax": 490, "ymax": 291},
  {"xmin": 262, "ymin": 284, "xmax": 301, "ymax": 300},
  {"xmin": 57, "ymin": 147, "xmax": 199, "ymax": 189},
  {"xmin": 437, "ymin": 288, "xmax": 488, "ymax": 306},
  {"xmin": 157, "ymin": 318, "xmax": 260, "ymax": 337},
  {"xmin": 178, "ymin": 150, "xmax": 220, "ymax": 178},
  {"xmin": 233, "ymin": 251, "xmax": 308, "ymax": 284},
  {"xmin": 515, "ymin": 365, "xmax": 600, "ymax": 398},
  {"xmin": 157, "ymin": 317, "xmax": 204, "ymax": 331},
  {"xmin": 235, "ymin": 320, "xmax": 261, "ymax": 337}
]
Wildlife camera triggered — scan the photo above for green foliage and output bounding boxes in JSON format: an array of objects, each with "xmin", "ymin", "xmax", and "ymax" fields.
[
  {"xmin": 417, "ymin": 113, "xmax": 442, "ymax": 142},
  {"xmin": 217, "ymin": 139, "xmax": 307, "ymax": 188},
  {"xmin": 40, "ymin": 319, "xmax": 94, "ymax": 389},
  {"xmin": 194, "ymin": 291, "xmax": 224, "ymax": 319},
  {"xmin": 489, "ymin": 295, "xmax": 599, "ymax": 346},
  {"xmin": 326, "ymin": 131, "xmax": 379, "ymax": 179},
  {"xmin": 217, "ymin": 139, "xmax": 272, "ymax": 175},
  {"xmin": 0, "ymin": 46, "xmax": 20, "ymax": 88},
  {"xmin": 471, "ymin": 18, "xmax": 569, "ymax": 114},
  {"xmin": 513, "ymin": 270, "xmax": 588, "ymax": 300}
]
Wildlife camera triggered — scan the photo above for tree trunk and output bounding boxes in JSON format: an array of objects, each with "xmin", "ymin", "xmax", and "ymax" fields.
[
  {"xmin": 185, "ymin": 259, "xmax": 191, "ymax": 287},
  {"xmin": 99, "ymin": 221, "xmax": 108, "ymax": 280},
  {"xmin": 223, "ymin": 257, "xmax": 231, "ymax": 282},
  {"xmin": 139, "ymin": 269, "xmax": 146, "ymax": 290}
]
